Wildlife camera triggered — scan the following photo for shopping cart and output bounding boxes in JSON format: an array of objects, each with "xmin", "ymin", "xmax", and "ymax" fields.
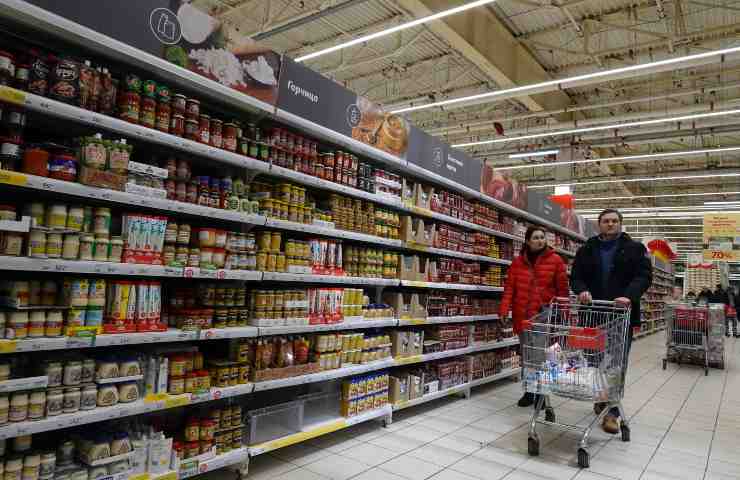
[
  {"xmin": 662, "ymin": 303, "xmax": 709, "ymax": 375},
  {"xmin": 521, "ymin": 297, "xmax": 631, "ymax": 468}
]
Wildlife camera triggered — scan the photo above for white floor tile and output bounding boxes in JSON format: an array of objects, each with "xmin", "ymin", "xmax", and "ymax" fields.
[
  {"xmin": 270, "ymin": 468, "xmax": 330, "ymax": 480},
  {"xmin": 302, "ymin": 453, "xmax": 370, "ymax": 480},
  {"xmin": 351, "ymin": 467, "xmax": 409, "ymax": 480},
  {"xmin": 449, "ymin": 456, "xmax": 512, "ymax": 479},
  {"xmin": 339, "ymin": 443, "xmax": 399, "ymax": 467},
  {"xmin": 378, "ymin": 454, "xmax": 445, "ymax": 480}
]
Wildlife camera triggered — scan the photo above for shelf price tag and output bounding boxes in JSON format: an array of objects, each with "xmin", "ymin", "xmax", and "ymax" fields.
[
  {"xmin": 0, "ymin": 341, "xmax": 17, "ymax": 354},
  {"xmin": 0, "ymin": 86, "xmax": 25, "ymax": 105},
  {"xmin": 0, "ymin": 170, "xmax": 27, "ymax": 187},
  {"xmin": 144, "ymin": 393, "xmax": 169, "ymax": 403},
  {"xmin": 164, "ymin": 394, "xmax": 191, "ymax": 409}
]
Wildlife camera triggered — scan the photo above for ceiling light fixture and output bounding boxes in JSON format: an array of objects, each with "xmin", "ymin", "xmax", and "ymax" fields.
[
  {"xmin": 531, "ymin": 172, "xmax": 740, "ymax": 189},
  {"xmin": 576, "ymin": 191, "xmax": 740, "ymax": 202},
  {"xmin": 703, "ymin": 201, "xmax": 740, "ymax": 205},
  {"xmin": 295, "ymin": 0, "xmax": 497, "ymax": 62},
  {"xmin": 507, "ymin": 149, "xmax": 560, "ymax": 159},
  {"xmin": 498, "ymin": 146, "xmax": 740, "ymax": 171},
  {"xmin": 391, "ymin": 45, "xmax": 740, "ymax": 114},
  {"xmin": 582, "ymin": 212, "xmax": 735, "ymax": 219},
  {"xmin": 578, "ymin": 205, "xmax": 730, "ymax": 213},
  {"xmin": 453, "ymin": 109, "xmax": 740, "ymax": 148}
]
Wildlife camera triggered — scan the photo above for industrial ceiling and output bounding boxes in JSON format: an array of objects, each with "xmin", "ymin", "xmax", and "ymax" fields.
[{"xmin": 210, "ymin": 0, "xmax": 740, "ymax": 260}]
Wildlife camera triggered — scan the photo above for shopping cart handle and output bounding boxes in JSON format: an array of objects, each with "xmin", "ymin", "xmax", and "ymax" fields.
[{"xmin": 554, "ymin": 296, "xmax": 623, "ymax": 307}]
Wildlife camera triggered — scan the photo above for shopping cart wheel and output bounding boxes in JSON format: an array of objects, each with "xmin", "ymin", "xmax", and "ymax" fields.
[
  {"xmin": 662, "ymin": 359, "xmax": 667, "ymax": 370},
  {"xmin": 620, "ymin": 424, "xmax": 630, "ymax": 442},
  {"xmin": 577, "ymin": 448, "xmax": 590, "ymax": 468},
  {"xmin": 545, "ymin": 408, "xmax": 555, "ymax": 423},
  {"xmin": 527, "ymin": 436, "xmax": 539, "ymax": 456}
]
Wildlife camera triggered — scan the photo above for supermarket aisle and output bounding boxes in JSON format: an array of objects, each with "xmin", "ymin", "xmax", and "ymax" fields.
[{"xmin": 242, "ymin": 334, "xmax": 738, "ymax": 480}]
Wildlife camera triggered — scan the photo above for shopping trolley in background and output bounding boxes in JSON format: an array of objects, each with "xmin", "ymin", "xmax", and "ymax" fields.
[
  {"xmin": 521, "ymin": 297, "xmax": 631, "ymax": 468},
  {"xmin": 662, "ymin": 303, "xmax": 709, "ymax": 376}
]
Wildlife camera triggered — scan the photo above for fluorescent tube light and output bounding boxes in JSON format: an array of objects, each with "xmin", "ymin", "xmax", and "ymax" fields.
[
  {"xmin": 532, "ymin": 172, "xmax": 740, "ymax": 189},
  {"xmin": 704, "ymin": 201, "xmax": 740, "ymax": 205},
  {"xmin": 576, "ymin": 191, "xmax": 740, "ymax": 202},
  {"xmin": 579, "ymin": 205, "xmax": 729, "ymax": 213},
  {"xmin": 391, "ymin": 45, "xmax": 740, "ymax": 114},
  {"xmin": 454, "ymin": 109, "xmax": 740, "ymax": 148},
  {"xmin": 508, "ymin": 149, "xmax": 559, "ymax": 159},
  {"xmin": 498, "ymin": 146, "xmax": 740, "ymax": 171},
  {"xmin": 295, "ymin": 0, "xmax": 497, "ymax": 62}
]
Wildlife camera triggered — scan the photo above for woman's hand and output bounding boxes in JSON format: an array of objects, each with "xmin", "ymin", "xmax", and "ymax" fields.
[{"xmin": 578, "ymin": 291, "xmax": 592, "ymax": 304}]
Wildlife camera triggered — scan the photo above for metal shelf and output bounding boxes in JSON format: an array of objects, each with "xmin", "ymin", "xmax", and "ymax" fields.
[
  {"xmin": 0, "ymin": 256, "xmax": 184, "ymax": 277},
  {"xmin": 258, "ymin": 318, "xmax": 397, "ymax": 336},
  {"xmin": 262, "ymin": 272, "xmax": 400, "ymax": 286},
  {"xmin": 399, "ymin": 280, "xmax": 504, "ymax": 292},
  {"xmin": 392, "ymin": 367, "xmax": 520, "ymax": 411},
  {"xmin": 397, "ymin": 314, "xmax": 501, "ymax": 326}
]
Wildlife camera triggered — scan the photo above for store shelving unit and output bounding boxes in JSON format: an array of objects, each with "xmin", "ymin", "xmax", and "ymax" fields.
[
  {"xmin": 392, "ymin": 367, "xmax": 520, "ymax": 411},
  {"xmin": 0, "ymin": 2, "xmax": 589, "ymax": 479},
  {"xmin": 640, "ymin": 256, "xmax": 673, "ymax": 336}
]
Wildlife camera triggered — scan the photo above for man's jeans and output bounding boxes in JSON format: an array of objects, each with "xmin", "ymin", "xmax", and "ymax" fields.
[{"xmin": 605, "ymin": 326, "xmax": 633, "ymax": 417}]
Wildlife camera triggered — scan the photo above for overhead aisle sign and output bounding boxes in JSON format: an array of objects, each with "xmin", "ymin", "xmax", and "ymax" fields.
[{"xmin": 702, "ymin": 213, "xmax": 740, "ymax": 260}]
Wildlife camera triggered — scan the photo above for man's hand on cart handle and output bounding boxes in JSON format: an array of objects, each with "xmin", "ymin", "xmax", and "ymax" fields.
[
  {"xmin": 578, "ymin": 291, "xmax": 592, "ymax": 304},
  {"xmin": 614, "ymin": 297, "xmax": 631, "ymax": 307}
]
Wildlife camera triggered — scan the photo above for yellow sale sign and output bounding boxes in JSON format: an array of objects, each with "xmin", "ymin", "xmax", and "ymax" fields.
[{"xmin": 703, "ymin": 213, "xmax": 740, "ymax": 261}]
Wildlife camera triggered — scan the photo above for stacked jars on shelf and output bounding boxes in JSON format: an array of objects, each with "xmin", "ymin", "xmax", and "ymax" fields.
[
  {"xmin": 178, "ymin": 404, "xmax": 243, "ymax": 459},
  {"xmin": 252, "ymin": 180, "xmax": 311, "ymax": 224},
  {"xmin": 0, "ymin": 202, "xmax": 122, "ymax": 263},
  {"xmin": 343, "ymin": 245, "xmax": 398, "ymax": 279},
  {"xmin": 165, "ymin": 283, "xmax": 249, "ymax": 331}
]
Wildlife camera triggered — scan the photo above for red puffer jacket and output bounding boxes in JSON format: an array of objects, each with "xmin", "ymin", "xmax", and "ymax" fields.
[{"xmin": 499, "ymin": 247, "xmax": 569, "ymax": 334}]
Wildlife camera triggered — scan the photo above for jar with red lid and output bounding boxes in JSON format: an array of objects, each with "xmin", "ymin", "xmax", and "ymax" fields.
[
  {"xmin": 0, "ymin": 50, "xmax": 15, "ymax": 86},
  {"xmin": 185, "ymin": 98, "xmax": 200, "ymax": 120},
  {"xmin": 280, "ymin": 129, "xmax": 288, "ymax": 147},
  {"xmin": 118, "ymin": 90, "xmax": 140, "ymax": 124},
  {"xmin": 210, "ymin": 118, "xmax": 223, "ymax": 148},
  {"xmin": 223, "ymin": 123, "xmax": 237, "ymax": 152},
  {"xmin": 198, "ymin": 115, "xmax": 210, "ymax": 144},
  {"xmin": 172, "ymin": 94, "xmax": 186, "ymax": 114},
  {"xmin": 170, "ymin": 114, "xmax": 185, "ymax": 137},
  {"xmin": 173, "ymin": 441, "xmax": 185, "ymax": 460},
  {"xmin": 140, "ymin": 95, "xmax": 156, "ymax": 128},
  {"xmin": 185, "ymin": 119, "xmax": 199, "ymax": 141},
  {"xmin": 286, "ymin": 133, "xmax": 294, "ymax": 151}
]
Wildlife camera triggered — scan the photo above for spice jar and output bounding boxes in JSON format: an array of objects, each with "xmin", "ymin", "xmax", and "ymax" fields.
[
  {"xmin": 210, "ymin": 119, "xmax": 222, "ymax": 148},
  {"xmin": 185, "ymin": 98, "xmax": 200, "ymax": 120},
  {"xmin": 172, "ymin": 94, "xmax": 186, "ymax": 114},
  {"xmin": 185, "ymin": 119, "xmax": 198, "ymax": 141},
  {"xmin": 170, "ymin": 113, "xmax": 185, "ymax": 137}
]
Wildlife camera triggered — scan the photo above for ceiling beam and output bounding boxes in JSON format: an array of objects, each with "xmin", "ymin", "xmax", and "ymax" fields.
[{"xmin": 394, "ymin": 0, "xmax": 572, "ymax": 114}]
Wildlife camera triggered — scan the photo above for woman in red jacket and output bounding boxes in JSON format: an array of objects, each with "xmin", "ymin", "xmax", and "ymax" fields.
[{"xmin": 500, "ymin": 226, "xmax": 569, "ymax": 407}]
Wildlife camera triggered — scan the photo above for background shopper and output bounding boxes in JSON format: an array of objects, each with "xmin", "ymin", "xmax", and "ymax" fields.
[
  {"xmin": 500, "ymin": 226, "xmax": 569, "ymax": 407},
  {"xmin": 571, "ymin": 208, "xmax": 652, "ymax": 434}
]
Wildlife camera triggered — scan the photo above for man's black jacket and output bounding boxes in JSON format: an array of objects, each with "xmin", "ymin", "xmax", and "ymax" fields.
[{"xmin": 571, "ymin": 233, "xmax": 653, "ymax": 326}]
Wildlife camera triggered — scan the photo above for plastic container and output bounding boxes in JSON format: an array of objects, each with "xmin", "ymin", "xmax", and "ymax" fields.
[
  {"xmin": 299, "ymin": 391, "xmax": 340, "ymax": 425},
  {"xmin": 247, "ymin": 400, "xmax": 304, "ymax": 445}
]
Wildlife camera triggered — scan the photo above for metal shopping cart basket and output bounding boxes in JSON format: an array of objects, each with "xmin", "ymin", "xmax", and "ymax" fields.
[
  {"xmin": 662, "ymin": 303, "xmax": 709, "ymax": 375},
  {"xmin": 521, "ymin": 297, "xmax": 631, "ymax": 468}
]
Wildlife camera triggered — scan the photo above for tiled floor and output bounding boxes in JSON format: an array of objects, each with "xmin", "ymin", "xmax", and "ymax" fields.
[{"xmin": 243, "ymin": 333, "xmax": 740, "ymax": 480}]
